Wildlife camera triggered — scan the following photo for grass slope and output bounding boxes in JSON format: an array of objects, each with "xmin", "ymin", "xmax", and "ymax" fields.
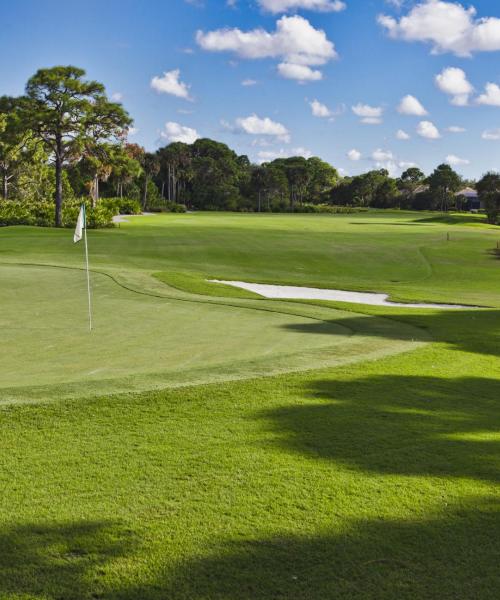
[{"xmin": 0, "ymin": 211, "xmax": 498, "ymax": 599}]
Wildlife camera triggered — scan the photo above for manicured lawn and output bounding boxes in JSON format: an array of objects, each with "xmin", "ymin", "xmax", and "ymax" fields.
[{"xmin": 0, "ymin": 211, "xmax": 498, "ymax": 599}]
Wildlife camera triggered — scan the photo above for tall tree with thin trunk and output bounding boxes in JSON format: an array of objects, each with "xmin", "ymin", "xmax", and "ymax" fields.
[
  {"xmin": 23, "ymin": 66, "xmax": 131, "ymax": 226},
  {"xmin": 0, "ymin": 96, "xmax": 31, "ymax": 200}
]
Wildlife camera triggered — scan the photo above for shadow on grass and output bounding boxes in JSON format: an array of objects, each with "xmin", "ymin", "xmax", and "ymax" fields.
[
  {"xmin": 282, "ymin": 309, "xmax": 500, "ymax": 357},
  {"xmin": 118, "ymin": 500, "xmax": 499, "ymax": 600},
  {"xmin": 263, "ymin": 375, "xmax": 500, "ymax": 482},
  {"xmin": 0, "ymin": 520, "xmax": 136, "ymax": 599}
]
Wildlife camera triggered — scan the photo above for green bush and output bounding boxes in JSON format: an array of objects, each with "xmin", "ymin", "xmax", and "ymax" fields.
[
  {"xmin": 149, "ymin": 201, "xmax": 187, "ymax": 213},
  {"xmin": 100, "ymin": 197, "xmax": 141, "ymax": 215},
  {"xmin": 280, "ymin": 204, "xmax": 366, "ymax": 214},
  {"xmin": 0, "ymin": 198, "xmax": 115, "ymax": 229}
]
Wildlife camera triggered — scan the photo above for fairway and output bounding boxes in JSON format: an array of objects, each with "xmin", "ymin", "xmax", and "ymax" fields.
[{"xmin": 0, "ymin": 211, "xmax": 499, "ymax": 599}]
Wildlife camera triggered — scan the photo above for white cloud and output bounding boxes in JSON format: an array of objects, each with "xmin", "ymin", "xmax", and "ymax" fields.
[
  {"xmin": 151, "ymin": 69, "xmax": 192, "ymax": 100},
  {"xmin": 448, "ymin": 125, "xmax": 466, "ymax": 133},
  {"xmin": 482, "ymin": 129, "xmax": 500, "ymax": 140},
  {"xmin": 196, "ymin": 15, "xmax": 337, "ymax": 81},
  {"xmin": 417, "ymin": 120, "xmax": 441, "ymax": 139},
  {"xmin": 235, "ymin": 114, "xmax": 290, "ymax": 142},
  {"xmin": 446, "ymin": 154, "xmax": 470, "ymax": 166},
  {"xmin": 476, "ymin": 82, "xmax": 500, "ymax": 106},
  {"xmin": 396, "ymin": 129, "xmax": 410, "ymax": 140},
  {"xmin": 378, "ymin": 0, "xmax": 500, "ymax": 57},
  {"xmin": 257, "ymin": 146, "xmax": 312, "ymax": 162},
  {"xmin": 310, "ymin": 99, "xmax": 331, "ymax": 117},
  {"xmin": 372, "ymin": 149, "xmax": 394, "ymax": 162},
  {"xmin": 435, "ymin": 67, "xmax": 473, "ymax": 106},
  {"xmin": 347, "ymin": 149, "xmax": 362, "ymax": 161},
  {"xmin": 111, "ymin": 92, "xmax": 123, "ymax": 102},
  {"xmin": 258, "ymin": 0, "xmax": 346, "ymax": 13},
  {"xmin": 352, "ymin": 103, "xmax": 383, "ymax": 124},
  {"xmin": 397, "ymin": 94, "xmax": 427, "ymax": 116},
  {"xmin": 127, "ymin": 127, "xmax": 139, "ymax": 136},
  {"xmin": 399, "ymin": 161, "xmax": 418, "ymax": 169},
  {"xmin": 160, "ymin": 122, "xmax": 199, "ymax": 144},
  {"xmin": 241, "ymin": 79, "xmax": 258, "ymax": 86},
  {"xmin": 277, "ymin": 62, "xmax": 323, "ymax": 82},
  {"xmin": 385, "ymin": 0, "xmax": 405, "ymax": 8}
]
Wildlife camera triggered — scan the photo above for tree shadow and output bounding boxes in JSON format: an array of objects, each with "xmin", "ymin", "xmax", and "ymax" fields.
[
  {"xmin": 262, "ymin": 375, "xmax": 500, "ymax": 483},
  {"xmin": 117, "ymin": 499, "xmax": 499, "ymax": 599},
  {"xmin": 0, "ymin": 520, "xmax": 136, "ymax": 599},
  {"xmin": 282, "ymin": 309, "xmax": 500, "ymax": 358}
]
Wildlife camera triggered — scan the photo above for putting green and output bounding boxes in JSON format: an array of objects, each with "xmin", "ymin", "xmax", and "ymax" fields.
[{"xmin": 0, "ymin": 263, "xmax": 424, "ymax": 403}]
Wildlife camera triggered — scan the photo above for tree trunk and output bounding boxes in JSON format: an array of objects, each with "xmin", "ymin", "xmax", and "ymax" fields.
[
  {"xmin": 142, "ymin": 176, "xmax": 148, "ymax": 209},
  {"xmin": 167, "ymin": 164, "xmax": 171, "ymax": 201},
  {"xmin": 54, "ymin": 143, "xmax": 63, "ymax": 227},
  {"xmin": 3, "ymin": 174, "xmax": 8, "ymax": 200}
]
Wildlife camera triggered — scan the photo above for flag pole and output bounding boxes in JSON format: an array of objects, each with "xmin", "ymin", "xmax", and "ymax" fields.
[{"xmin": 83, "ymin": 205, "xmax": 93, "ymax": 332}]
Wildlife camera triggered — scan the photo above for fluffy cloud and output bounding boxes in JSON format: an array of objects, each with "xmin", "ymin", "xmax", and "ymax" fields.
[
  {"xmin": 277, "ymin": 62, "xmax": 322, "ymax": 82},
  {"xmin": 448, "ymin": 125, "xmax": 466, "ymax": 133},
  {"xmin": 396, "ymin": 129, "xmax": 410, "ymax": 140},
  {"xmin": 476, "ymin": 82, "xmax": 500, "ymax": 106},
  {"xmin": 257, "ymin": 146, "xmax": 312, "ymax": 162},
  {"xmin": 435, "ymin": 67, "xmax": 473, "ymax": 105},
  {"xmin": 196, "ymin": 16, "xmax": 336, "ymax": 82},
  {"xmin": 397, "ymin": 94, "xmax": 427, "ymax": 116},
  {"xmin": 417, "ymin": 120, "xmax": 441, "ymax": 139},
  {"xmin": 258, "ymin": 0, "xmax": 346, "ymax": 13},
  {"xmin": 235, "ymin": 114, "xmax": 290, "ymax": 142},
  {"xmin": 111, "ymin": 92, "xmax": 123, "ymax": 102},
  {"xmin": 378, "ymin": 1, "xmax": 500, "ymax": 57},
  {"xmin": 347, "ymin": 149, "xmax": 361, "ymax": 161},
  {"xmin": 446, "ymin": 154, "xmax": 470, "ymax": 166},
  {"xmin": 352, "ymin": 103, "xmax": 383, "ymax": 124},
  {"xmin": 309, "ymin": 99, "xmax": 331, "ymax": 117},
  {"xmin": 482, "ymin": 129, "xmax": 500, "ymax": 140},
  {"xmin": 151, "ymin": 69, "xmax": 192, "ymax": 100},
  {"xmin": 371, "ymin": 151, "xmax": 417, "ymax": 176},
  {"xmin": 160, "ymin": 122, "xmax": 199, "ymax": 144},
  {"xmin": 372, "ymin": 149, "xmax": 394, "ymax": 162}
]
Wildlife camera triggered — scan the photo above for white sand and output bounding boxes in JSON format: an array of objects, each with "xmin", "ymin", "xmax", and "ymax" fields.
[{"xmin": 210, "ymin": 280, "xmax": 474, "ymax": 310}]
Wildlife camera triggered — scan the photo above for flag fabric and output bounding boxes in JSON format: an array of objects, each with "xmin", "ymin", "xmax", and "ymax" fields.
[{"xmin": 74, "ymin": 205, "xmax": 85, "ymax": 243}]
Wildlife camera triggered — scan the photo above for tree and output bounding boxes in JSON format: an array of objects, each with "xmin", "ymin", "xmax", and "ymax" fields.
[
  {"xmin": 0, "ymin": 96, "xmax": 31, "ymax": 199},
  {"xmin": 141, "ymin": 152, "xmax": 160, "ymax": 209},
  {"xmin": 157, "ymin": 142, "xmax": 192, "ymax": 204},
  {"xmin": 427, "ymin": 164, "xmax": 461, "ymax": 212},
  {"xmin": 476, "ymin": 172, "xmax": 500, "ymax": 225},
  {"xmin": 250, "ymin": 165, "xmax": 267, "ymax": 212},
  {"xmin": 306, "ymin": 157, "xmax": 338, "ymax": 203},
  {"xmin": 23, "ymin": 66, "xmax": 131, "ymax": 225},
  {"xmin": 373, "ymin": 178, "xmax": 400, "ymax": 208},
  {"xmin": 398, "ymin": 167, "xmax": 425, "ymax": 207}
]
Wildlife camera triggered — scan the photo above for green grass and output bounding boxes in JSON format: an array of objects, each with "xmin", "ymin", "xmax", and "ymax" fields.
[{"xmin": 0, "ymin": 211, "xmax": 499, "ymax": 599}]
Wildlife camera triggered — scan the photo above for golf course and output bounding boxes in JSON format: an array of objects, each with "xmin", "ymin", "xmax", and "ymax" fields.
[{"xmin": 0, "ymin": 210, "xmax": 499, "ymax": 598}]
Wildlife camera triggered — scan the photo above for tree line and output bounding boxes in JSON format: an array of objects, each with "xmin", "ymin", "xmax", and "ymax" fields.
[{"xmin": 0, "ymin": 66, "xmax": 499, "ymax": 226}]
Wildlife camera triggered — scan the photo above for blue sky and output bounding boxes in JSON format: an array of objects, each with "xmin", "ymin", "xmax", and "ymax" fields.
[{"xmin": 2, "ymin": 0, "xmax": 500, "ymax": 178}]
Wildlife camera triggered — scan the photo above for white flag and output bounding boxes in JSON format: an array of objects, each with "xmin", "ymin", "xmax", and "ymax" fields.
[{"xmin": 74, "ymin": 205, "xmax": 85, "ymax": 243}]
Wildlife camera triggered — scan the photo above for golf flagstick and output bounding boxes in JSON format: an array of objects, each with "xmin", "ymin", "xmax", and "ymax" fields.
[{"xmin": 74, "ymin": 204, "xmax": 93, "ymax": 332}]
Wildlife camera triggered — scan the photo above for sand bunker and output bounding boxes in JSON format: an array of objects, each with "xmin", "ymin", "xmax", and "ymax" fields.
[{"xmin": 210, "ymin": 280, "xmax": 474, "ymax": 309}]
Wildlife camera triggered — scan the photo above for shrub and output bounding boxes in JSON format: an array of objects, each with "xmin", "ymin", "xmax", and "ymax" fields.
[
  {"xmin": 0, "ymin": 198, "xmax": 115, "ymax": 229},
  {"xmin": 100, "ymin": 197, "xmax": 141, "ymax": 215},
  {"xmin": 148, "ymin": 201, "xmax": 187, "ymax": 213}
]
